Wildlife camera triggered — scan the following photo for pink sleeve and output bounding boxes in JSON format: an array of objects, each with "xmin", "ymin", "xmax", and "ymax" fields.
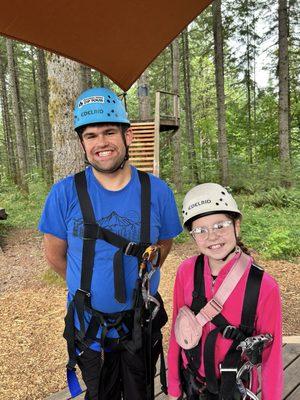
[
  {"xmin": 167, "ymin": 266, "xmax": 186, "ymax": 397},
  {"xmin": 255, "ymin": 283, "xmax": 283, "ymax": 400}
]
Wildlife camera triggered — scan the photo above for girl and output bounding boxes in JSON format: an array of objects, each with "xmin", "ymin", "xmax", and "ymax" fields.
[{"xmin": 167, "ymin": 183, "xmax": 283, "ymax": 400}]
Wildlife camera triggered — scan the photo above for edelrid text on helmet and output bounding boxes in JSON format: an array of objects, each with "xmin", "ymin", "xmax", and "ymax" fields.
[
  {"xmin": 182, "ymin": 183, "xmax": 242, "ymax": 228},
  {"xmin": 74, "ymin": 87, "xmax": 130, "ymax": 131}
]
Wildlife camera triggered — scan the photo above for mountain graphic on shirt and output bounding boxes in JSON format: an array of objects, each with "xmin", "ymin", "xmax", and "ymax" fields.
[
  {"xmin": 72, "ymin": 211, "xmax": 140, "ymax": 241},
  {"xmin": 100, "ymin": 211, "xmax": 140, "ymax": 240}
]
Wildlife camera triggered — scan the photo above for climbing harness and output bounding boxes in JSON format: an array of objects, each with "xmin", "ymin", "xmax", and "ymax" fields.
[
  {"xmin": 64, "ymin": 169, "xmax": 167, "ymax": 399},
  {"xmin": 178, "ymin": 253, "xmax": 264, "ymax": 400},
  {"xmin": 236, "ymin": 334, "xmax": 273, "ymax": 400},
  {"xmin": 175, "ymin": 250, "xmax": 249, "ymax": 350}
]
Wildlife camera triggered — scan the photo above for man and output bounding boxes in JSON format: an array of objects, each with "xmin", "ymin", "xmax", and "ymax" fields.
[{"xmin": 39, "ymin": 87, "xmax": 182, "ymax": 400}]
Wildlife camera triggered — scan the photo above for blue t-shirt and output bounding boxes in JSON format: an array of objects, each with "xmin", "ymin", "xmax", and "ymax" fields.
[{"xmin": 39, "ymin": 166, "xmax": 182, "ymax": 346}]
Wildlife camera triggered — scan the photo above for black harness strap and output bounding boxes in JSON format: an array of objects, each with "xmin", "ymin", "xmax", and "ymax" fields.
[
  {"xmin": 74, "ymin": 170, "xmax": 151, "ymax": 303},
  {"xmin": 219, "ymin": 264, "xmax": 264, "ymax": 400},
  {"xmin": 184, "ymin": 255, "xmax": 206, "ymax": 375}
]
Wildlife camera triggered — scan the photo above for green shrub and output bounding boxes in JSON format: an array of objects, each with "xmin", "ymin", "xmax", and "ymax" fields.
[
  {"xmin": 250, "ymin": 188, "xmax": 300, "ymax": 208},
  {"xmin": 240, "ymin": 204, "xmax": 300, "ymax": 260},
  {"xmin": 0, "ymin": 173, "xmax": 49, "ymax": 228}
]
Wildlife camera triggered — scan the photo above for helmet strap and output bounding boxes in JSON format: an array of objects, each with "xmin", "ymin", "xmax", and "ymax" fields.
[{"xmin": 221, "ymin": 223, "xmax": 239, "ymax": 262}]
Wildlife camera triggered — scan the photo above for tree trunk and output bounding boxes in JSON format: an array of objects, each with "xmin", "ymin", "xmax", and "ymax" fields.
[
  {"xmin": 31, "ymin": 49, "xmax": 43, "ymax": 170},
  {"xmin": 212, "ymin": 0, "xmax": 229, "ymax": 186},
  {"xmin": 182, "ymin": 29, "xmax": 199, "ymax": 184},
  {"xmin": 47, "ymin": 54, "xmax": 84, "ymax": 181},
  {"xmin": 171, "ymin": 37, "xmax": 182, "ymax": 192},
  {"xmin": 0, "ymin": 47, "xmax": 17, "ymax": 182},
  {"xmin": 37, "ymin": 49, "xmax": 53, "ymax": 184},
  {"xmin": 80, "ymin": 65, "xmax": 92, "ymax": 91},
  {"xmin": 137, "ymin": 70, "xmax": 151, "ymax": 121},
  {"xmin": 5, "ymin": 38, "xmax": 28, "ymax": 192},
  {"xmin": 278, "ymin": 0, "xmax": 291, "ymax": 187},
  {"xmin": 246, "ymin": 23, "xmax": 253, "ymax": 165}
]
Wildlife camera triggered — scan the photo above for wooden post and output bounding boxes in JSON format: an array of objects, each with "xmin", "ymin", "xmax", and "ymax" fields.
[{"xmin": 154, "ymin": 91, "xmax": 160, "ymax": 176}]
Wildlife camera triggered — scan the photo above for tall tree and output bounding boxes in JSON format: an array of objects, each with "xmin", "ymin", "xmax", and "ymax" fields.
[
  {"xmin": 47, "ymin": 55, "xmax": 84, "ymax": 181},
  {"xmin": 212, "ymin": 0, "xmax": 229, "ymax": 186},
  {"xmin": 137, "ymin": 69, "xmax": 151, "ymax": 120},
  {"xmin": 80, "ymin": 65, "xmax": 92, "ymax": 91},
  {"xmin": 182, "ymin": 28, "xmax": 199, "ymax": 184},
  {"xmin": 0, "ymin": 45, "xmax": 17, "ymax": 182},
  {"xmin": 5, "ymin": 38, "xmax": 28, "ymax": 192},
  {"xmin": 278, "ymin": 0, "xmax": 291, "ymax": 187},
  {"xmin": 37, "ymin": 49, "xmax": 53, "ymax": 184},
  {"xmin": 31, "ymin": 48, "xmax": 43, "ymax": 170},
  {"xmin": 171, "ymin": 37, "xmax": 182, "ymax": 192}
]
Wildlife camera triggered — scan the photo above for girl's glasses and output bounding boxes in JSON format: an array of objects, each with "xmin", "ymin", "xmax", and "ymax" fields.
[{"xmin": 190, "ymin": 220, "xmax": 233, "ymax": 241}]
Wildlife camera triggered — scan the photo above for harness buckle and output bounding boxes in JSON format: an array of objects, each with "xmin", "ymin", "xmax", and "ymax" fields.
[
  {"xmin": 219, "ymin": 364, "xmax": 238, "ymax": 374},
  {"xmin": 78, "ymin": 288, "xmax": 91, "ymax": 298},
  {"xmin": 223, "ymin": 325, "xmax": 237, "ymax": 338},
  {"xmin": 209, "ymin": 298, "xmax": 222, "ymax": 313},
  {"xmin": 124, "ymin": 241, "xmax": 136, "ymax": 255}
]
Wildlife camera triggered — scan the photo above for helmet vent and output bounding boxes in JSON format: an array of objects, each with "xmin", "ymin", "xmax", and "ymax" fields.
[
  {"xmin": 225, "ymin": 203, "xmax": 228, "ymax": 206},
  {"xmin": 113, "ymin": 100, "xmax": 116, "ymax": 103},
  {"xmin": 107, "ymin": 113, "xmax": 111, "ymax": 116},
  {"xmin": 108, "ymin": 95, "xmax": 111, "ymax": 98},
  {"xmin": 220, "ymin": 198, "xmax": 223, "ymax": 201},
  {"xmin": 221, "ymin": 191, "xmax": 225, "ymax": 195},
  {"xmin": 107, "ymin": 100, "xmax": 111, "ymax": 103},
  {"xmin": 216, "ymin": 202, "xmax": 219, "ymax": 205}
]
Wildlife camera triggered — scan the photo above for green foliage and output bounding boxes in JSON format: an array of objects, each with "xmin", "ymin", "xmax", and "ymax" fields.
[
  {"xmin": 250, "ymin": 188, "xmax": 300, "ymax": 208},
  {"xmin": 240, "ymin": 202, "xmax": 300, "ymax": 260},
  {"xmin": 0, "ymin": 172, "xmax": 48, "ymax": 228}
]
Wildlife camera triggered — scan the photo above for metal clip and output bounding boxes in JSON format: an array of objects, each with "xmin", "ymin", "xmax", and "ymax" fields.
[{"xmin": 124, "ymin": 241, "xmax": 136, "ymax": 255}]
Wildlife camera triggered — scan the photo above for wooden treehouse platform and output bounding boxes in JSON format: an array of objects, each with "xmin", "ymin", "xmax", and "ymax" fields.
[
  {"xmin": 47, "ymin": 341, "xmax": 300, "ymax": 400},
  {"xmin": 129, "ymin": 91, "xmax": 179, "ymax": 176}
]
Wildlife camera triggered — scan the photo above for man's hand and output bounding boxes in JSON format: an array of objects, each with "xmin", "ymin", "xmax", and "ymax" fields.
[{"xmin": 43, "ymin": 234, "xmax": 67, "ymax": 279}]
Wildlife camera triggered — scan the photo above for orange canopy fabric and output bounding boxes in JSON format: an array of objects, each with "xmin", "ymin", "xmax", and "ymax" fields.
[{"xmin": 0, "ymin": 0, "xmax": 212, "ymax": 91}]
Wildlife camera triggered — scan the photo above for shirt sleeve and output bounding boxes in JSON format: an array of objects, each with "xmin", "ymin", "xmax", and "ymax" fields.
[
  {"xmin": 167, "ymin": 266, "xmax": 185, "ymax": 397},
  {"xmin": 158, "ymin": 187, "xmax": 182, "ymax": 240},
  {"xmin": 255, "ymin": 283, "xmax": 283, "ymax": 400},
  {"xmin": 38, "ymin": 181, "xmax": 71, "ymax": 240}
]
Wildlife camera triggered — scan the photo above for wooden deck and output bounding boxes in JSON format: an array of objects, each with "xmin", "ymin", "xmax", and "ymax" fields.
[{"xmin": 47, "ymin": 342, "xmax": 300, "ymax": 399}]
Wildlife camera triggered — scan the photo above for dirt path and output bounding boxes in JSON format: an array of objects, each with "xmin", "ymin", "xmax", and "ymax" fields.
[{"xmin": 0, "ymin": 228, "xmax": 299, "ymax": 400}]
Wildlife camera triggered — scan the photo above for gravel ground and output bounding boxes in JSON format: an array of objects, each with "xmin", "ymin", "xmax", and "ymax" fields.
[{"xmin": 0, "ymin": 228, "xmax": 299, "ymax": 400}]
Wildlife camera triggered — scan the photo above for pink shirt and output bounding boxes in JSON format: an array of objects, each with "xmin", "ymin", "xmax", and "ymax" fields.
[{"xmin": 167, "ymin": 253, "xmax": 283, "ymax": 399}]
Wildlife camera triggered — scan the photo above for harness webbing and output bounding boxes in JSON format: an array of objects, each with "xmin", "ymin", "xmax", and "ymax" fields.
[
  {"xmin": 74, "ymin": 170, "xmax": 151, "ymax": 303},
  {"xmin": 183, "ymin": 254, "xmax": 264, "ymax": 399}
]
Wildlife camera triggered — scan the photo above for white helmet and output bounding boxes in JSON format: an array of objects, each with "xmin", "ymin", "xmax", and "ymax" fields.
[{"xmin": 182, "ymin": 183, "xmax": 242, "ymax": 228}]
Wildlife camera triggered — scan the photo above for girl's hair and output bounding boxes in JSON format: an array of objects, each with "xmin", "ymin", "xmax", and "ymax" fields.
[{"xmin": 224, "ymin": 213, "xmax": 251, "ymax": 256}]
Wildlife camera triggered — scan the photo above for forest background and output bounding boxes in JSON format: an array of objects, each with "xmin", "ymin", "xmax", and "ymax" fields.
[{"xmin": 0, "ymin": 0, "xmax": 299, "ymax": 261}]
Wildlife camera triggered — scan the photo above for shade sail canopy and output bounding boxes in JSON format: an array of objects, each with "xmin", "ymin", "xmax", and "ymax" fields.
[{"xmin": 0, "ymin": 0, "xmax": 212, "ymax": 91}]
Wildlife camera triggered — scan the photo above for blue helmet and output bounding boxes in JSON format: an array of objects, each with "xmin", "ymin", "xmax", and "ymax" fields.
[{"xmin": 74, "ymin": 87, "xmax": 130, "ymax": 131}]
